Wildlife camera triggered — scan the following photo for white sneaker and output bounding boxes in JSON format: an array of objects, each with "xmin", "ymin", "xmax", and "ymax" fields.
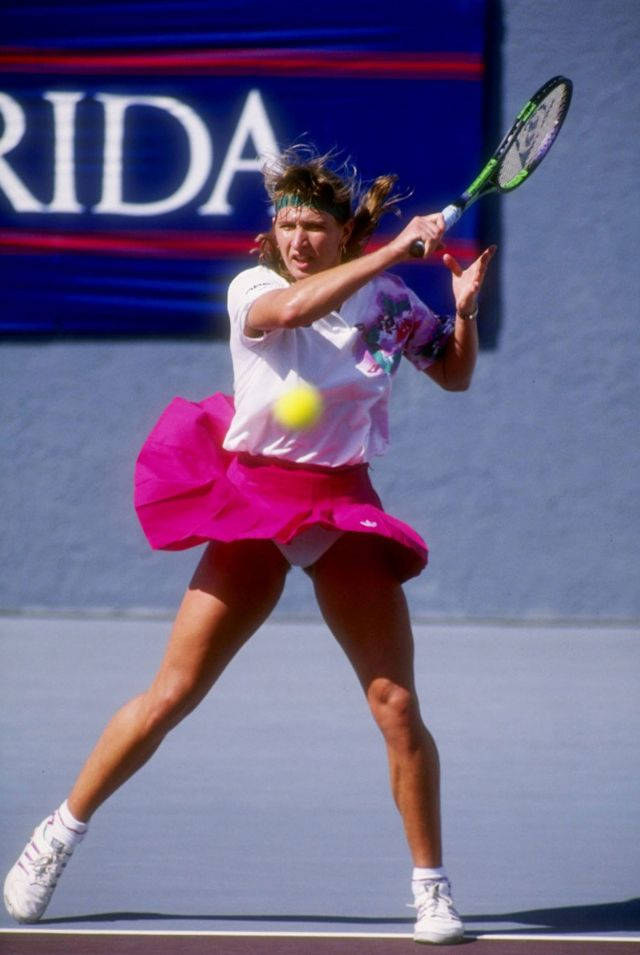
[
  {"xmin": 4, "ymin": 816, "xmax": 74, "ymax": 923},
  {"xmin": 412, "ymin": 878, "xmax": 464, "ymax": 945}
]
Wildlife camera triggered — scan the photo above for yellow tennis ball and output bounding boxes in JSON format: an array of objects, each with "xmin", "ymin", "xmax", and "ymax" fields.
[{"xmin": 273, "ymin": 384, "xmax": 323, "ymax": 430}]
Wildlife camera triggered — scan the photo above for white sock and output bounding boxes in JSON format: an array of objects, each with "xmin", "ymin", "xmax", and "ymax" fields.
[
  {"xmin": 412, "ymin": 866, "xmax": 448, "ymax": 894},
  {"xmin": 44, "ymin": 801, "xmax": 88, "ymax": 850}
]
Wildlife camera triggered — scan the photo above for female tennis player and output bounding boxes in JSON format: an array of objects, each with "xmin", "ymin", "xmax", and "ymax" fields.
[{"xmin": 5, "ymin": 146, "xmax": 495, "ymax": 945}]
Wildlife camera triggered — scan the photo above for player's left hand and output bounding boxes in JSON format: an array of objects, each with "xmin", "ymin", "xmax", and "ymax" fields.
[{"xmin": 444, "ymin": 245, "xmax": 497, "ymax": 316}]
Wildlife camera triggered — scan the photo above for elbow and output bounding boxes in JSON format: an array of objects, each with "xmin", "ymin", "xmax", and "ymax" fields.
[
  {"xmin": 439, "ymin": 358, "xmax": 476, "ymax": 391},
  {"xmin": 278, "ymin": 288, "xmax": 314, "ymax": 329},
  {"xmin": 441, "ymin": 375, "xmax": 472, "ymax": 392},
  {"xmin": 279, "ymin": 289, "xmax": 322, "ymax": 328},
  {"xmin": 279, "ymin": 302, "xmax": 305, "ymax": 329},
  {"xmin": 249, "ymin": 294, "xmax": 307, "ymax": 332}
]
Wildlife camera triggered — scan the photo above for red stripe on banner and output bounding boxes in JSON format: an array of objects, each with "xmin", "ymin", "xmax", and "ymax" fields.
[
  {"xmin": 0, "ymin": 47, "xmax": 483, "ymax": 79},
  {"xmin": 0, "ymin": 230, "xmax": 254, "ymax": 258},
  {"xmin": 0, "ymin": 230, "xmax": 480, "ymax": 263}
]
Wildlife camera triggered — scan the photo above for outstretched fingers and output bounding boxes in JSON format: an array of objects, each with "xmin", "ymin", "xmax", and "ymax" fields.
[
  {"xmin": 444, "ymin": 244, "xmax": 496, "ymax": 281},
  {"xmin": 442, "ymin": 252, "xmax": 464, "ymax": 277},
  {"xmin": 474, "ymin": 244, "xmax": 497, "ymax": 278}
]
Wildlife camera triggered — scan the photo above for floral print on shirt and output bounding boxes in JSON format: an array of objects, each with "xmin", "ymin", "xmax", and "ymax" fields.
[{"xmin": 354, "ymin": 275, "xmax": 455, "ymax": 376}]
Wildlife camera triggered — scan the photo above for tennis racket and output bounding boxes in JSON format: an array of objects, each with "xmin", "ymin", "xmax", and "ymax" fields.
[{"xmin": 409, "ymin": 74, "xmax": 573, "ymax": 257}]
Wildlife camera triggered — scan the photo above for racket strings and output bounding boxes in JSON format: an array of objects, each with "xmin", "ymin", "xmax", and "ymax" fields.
[{"xmin": 498, "ymin": 83, "xmax": 571, "ymax": 189}]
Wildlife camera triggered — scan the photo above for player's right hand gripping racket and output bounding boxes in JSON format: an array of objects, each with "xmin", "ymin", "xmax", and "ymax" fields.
[{"xmin": 409, "ymin": 75, "xmax": 573, "ymax": 257}]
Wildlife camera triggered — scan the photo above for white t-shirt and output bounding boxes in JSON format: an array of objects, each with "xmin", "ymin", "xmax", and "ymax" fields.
[{"xmin": 223, "ymin": 265, "xmax": 454, "ymax": 467}]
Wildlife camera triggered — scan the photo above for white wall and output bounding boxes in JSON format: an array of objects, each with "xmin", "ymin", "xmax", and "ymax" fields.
[{"xmin": 1, "ymin": 0, "xmax": 639, "ymax": 619}]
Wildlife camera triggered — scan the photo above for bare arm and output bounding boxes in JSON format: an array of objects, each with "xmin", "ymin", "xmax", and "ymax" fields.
[
  {"xmin": 427, "ymin": 245, "xmax": 496, "ymax": 391},
  {"xmin": 246, "ymin": 214, "xmax": 445, "ymax": 335},
  {"xmin": 426, "ymin": 313, "xmax": 479, "ymax": 391}
]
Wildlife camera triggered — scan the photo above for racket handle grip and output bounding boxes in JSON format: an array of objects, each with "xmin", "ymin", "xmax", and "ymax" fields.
[
  {"xmin": 408, "ymin": 203, "xmax": 464, "ymax": 258},
  {"xmin": 442, "ymin": 203, "xmax": 463, "ymax": 230}
]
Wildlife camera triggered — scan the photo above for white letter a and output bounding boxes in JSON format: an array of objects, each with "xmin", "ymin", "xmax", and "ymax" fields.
[{"xmin": 199, "ymin": 90, "xmax": 278, "ymax": 216}]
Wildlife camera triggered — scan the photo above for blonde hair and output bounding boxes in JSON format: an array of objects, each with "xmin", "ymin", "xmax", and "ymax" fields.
[{"xmin": 256, "ymin": 145, "xmax": 405, "ymax": 277}]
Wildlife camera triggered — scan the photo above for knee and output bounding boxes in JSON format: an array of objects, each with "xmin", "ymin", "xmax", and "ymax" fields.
[
  {"xmin": 140, "ymin": 679, "xmax": 199, "ymax": 739},
  {"xmin": 367, "ymin": 679, "xmax": 423, "ymax": 749}
]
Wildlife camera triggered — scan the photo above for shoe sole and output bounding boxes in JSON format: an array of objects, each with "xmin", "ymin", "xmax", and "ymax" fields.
[
  {"xmin": 414, "ymin": 929, "xmax": 465, "ymax": 945},
  {"xmin": 4, "ymin": 871, "xmax": 43, "ymax": 924}
]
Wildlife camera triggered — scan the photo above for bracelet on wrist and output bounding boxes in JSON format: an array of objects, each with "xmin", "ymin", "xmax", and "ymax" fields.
[{"xmin": 456, "ymin": 304, "xmax": 479, "ymax": 322}]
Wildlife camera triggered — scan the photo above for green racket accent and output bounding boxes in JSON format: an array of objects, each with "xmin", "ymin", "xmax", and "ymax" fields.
[
  {"xmin": 515, "ymin": 99, "xmax": 537, "ymax": 125},
  {"xmin": 501, "ymin": 168, "xmax": 530, "ymax": 190},
  {"xmin": 465, "ymin": 157, "xmax": 499, "ymax": 198}
]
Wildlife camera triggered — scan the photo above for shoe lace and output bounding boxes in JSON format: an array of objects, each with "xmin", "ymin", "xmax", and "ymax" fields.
[
  {"xmin": 30, "ymin": 843, "xmax": 69, "ymax": 887},
  {"xmin": 413, "ymin": 879, "xmax": 459, "ymax": 923}
]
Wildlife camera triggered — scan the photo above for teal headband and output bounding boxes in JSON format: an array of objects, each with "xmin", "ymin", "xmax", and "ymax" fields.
[{"xmin": 274, "ymin": 193, "xmax": 351, "ymax": 222}]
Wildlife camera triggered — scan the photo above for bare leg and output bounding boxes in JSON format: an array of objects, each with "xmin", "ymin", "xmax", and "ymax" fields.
[
  {"xmin": 310, "ymin": 534, "xmax": 442, "ymax": 867},
  {"xmin": 67, "ymin": 540, "xmax": 289, "ymax": 822}
]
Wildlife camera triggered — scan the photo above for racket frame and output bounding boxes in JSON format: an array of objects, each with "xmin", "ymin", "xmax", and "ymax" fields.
[{"xmin": 409, "ymin": 75, "xmax": 572, "ymax": 256}]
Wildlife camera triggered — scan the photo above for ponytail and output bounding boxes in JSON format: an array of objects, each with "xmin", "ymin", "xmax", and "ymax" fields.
[{"xmin": 344, "ymin": 174, "xmax": 404, "ymax": 260}]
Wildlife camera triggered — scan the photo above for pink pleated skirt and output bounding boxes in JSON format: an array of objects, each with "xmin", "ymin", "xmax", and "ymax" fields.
[{"xmin": 134, "ymin": 393, "xmax": 428, "ymax": 582}]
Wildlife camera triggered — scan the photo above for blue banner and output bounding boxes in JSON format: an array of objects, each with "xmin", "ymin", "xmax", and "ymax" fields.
[{"xmin": 0, "ymin": 1, "xmax": 486, "ymax": 335}]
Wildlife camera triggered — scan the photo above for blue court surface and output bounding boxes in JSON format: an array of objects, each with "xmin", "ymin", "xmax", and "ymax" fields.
[{"xmin": 1, "ymin": 613, "xmax": 638, "ymax": 949}]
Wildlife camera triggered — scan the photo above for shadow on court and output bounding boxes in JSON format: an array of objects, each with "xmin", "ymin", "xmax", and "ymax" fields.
[
  {"xmin": 34, "ymin": 897, "xmax": 640, "ymax": 933},
  {"xmin": 466, "ymin": 898, "xmax": 640, "ymax": 934}
]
